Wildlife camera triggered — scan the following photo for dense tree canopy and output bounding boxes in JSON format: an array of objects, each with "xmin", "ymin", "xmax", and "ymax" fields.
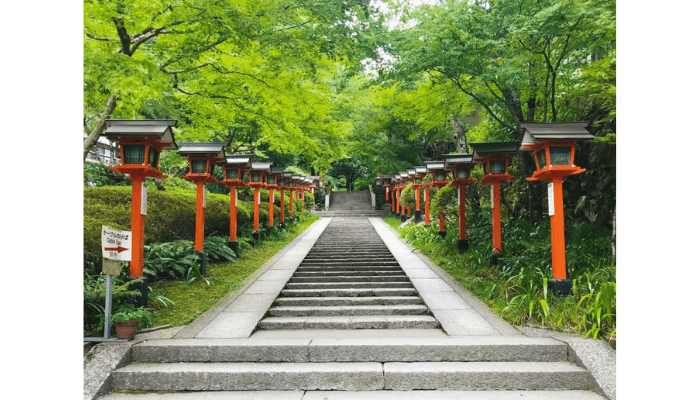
[{"xmin": 85, "ymin": 0, "xmax": 615, "ymax": 222}]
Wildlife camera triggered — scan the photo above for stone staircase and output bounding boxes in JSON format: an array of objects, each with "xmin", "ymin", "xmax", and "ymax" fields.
[
  {"xmin": 314, "ymin": 190, "xmax": 389, "ymax": 218},
  {"xmin": 256, "ymin": 218, "xmax": 439, "ymax": 330},
  {"xmin": 99, "ymin": 215, "xmax": 606, "ymax": 399}
]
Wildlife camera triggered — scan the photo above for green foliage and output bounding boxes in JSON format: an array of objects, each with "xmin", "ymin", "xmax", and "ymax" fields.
[
  {"xmin": 388, "ymin": 214, "xmax": 616, "ymax": 347},
  {"xmin": 84, "ymin": 161, "xmax": 130, "ymax": 187},
  {"xmin": 84, "ymin": 273, "xmax": 143, "ymax": 335},
  {"xmin": 84, "ymin": 186, "xmax": 253, "ymax": 263},
  {"xmin": 111, "ymin": 304, "xmax": 153, "ymax": 328}
]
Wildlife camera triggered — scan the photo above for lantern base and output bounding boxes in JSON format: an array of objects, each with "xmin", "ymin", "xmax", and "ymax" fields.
[
  {"xmin": 413, "ymin": 210, "xmax": 421, "ymax": 222},
  {"xmin": 438, "ymin": 230, "xmax": 446, "ymax": 238},
  {"xmin": 489, "ymin": 252, "xmax": 501, "ymax": 266},
  {"xmin": 401, "ymin": 215, "xmax": 406, "ymax": 222},
  {"xmin": 253, "ymin": 231, "xmax": 261, "ymax": 240},
  {"xmin": 127, "ymin": 277, "xmax": 149, "ymax": 308},
  {"xmin": 195, "ymin": 251, "xmax": 207, "ymax": 276},
  {"xmin": 458, "ymin": 239, "xmax": 469, "ymax": 253},
  {"xmin": 548, "ymin": 279, "xmax": 572, "ymax": 297},
  {"xmin": 227, "ymin": 240, "xmax": 240, "ymax": 258}
]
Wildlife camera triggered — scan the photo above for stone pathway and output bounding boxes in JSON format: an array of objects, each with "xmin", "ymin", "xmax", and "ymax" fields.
[{"xmin": 89, "ymin": 214, "xmax": 613, "ymax": 399}]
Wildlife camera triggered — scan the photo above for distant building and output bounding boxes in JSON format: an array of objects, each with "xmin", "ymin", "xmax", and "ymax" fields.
[{"xmin": 85, "ymin": 136, "xmax": 120, "ymax": 165}]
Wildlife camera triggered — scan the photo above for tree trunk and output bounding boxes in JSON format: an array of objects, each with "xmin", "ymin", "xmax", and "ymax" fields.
[
  {"xmin": 83, "ymin": 94, "xmax": 118, "ymax": 161},
  {"xmin": 450, "ymin": 116, "xmax": 467, "ymax": 153}
]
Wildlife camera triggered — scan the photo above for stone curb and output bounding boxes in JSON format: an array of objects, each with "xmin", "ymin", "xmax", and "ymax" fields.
[
  {"xmin": 369, "ymin": 218, "xmax": 519, "ymax": 336},
  {"xmin": 517, "ymin": 326, "xmax": 616, "ymax": 400}
]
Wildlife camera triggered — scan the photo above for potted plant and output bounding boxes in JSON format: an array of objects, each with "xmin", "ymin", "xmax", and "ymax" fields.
[{"xmin": 111, "ymin": 305, "xmax": 153, "ymax": 340}]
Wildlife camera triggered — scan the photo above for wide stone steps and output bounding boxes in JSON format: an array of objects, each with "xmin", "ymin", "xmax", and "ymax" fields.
[
  {"xmin": 110, "ymin": 361, "xmax": 590, "ymax": 392},
  {"xmin": 293, "ymin": 271, "xmax": 404, "ymax": 277},
  {"xmin": 279, "ymin": 288, "xmax": 420, "ymax": 297},
  {"xmin": 268, "ymin": 305, "xmax": 430, "ymax": 317},
  {"xmin": 130, "ymin": 337, "xmax": 569, "ymax": 363},
  {"xmin": 295, "ymin": 266, "xmax": 403, "ymax": 272},
  {"xmin": 289, "ymin": 275, "xmax": 410, "ymax": 283},
  {"xmin": 285, "ymin": 282, "xmax": 414, "ymax": 290},
  {"xmin": 99, "ymin": 391, "xmax": 607, "ymax": 399},
  {"xmin": 258, "ymin": 315, "xmax": 439, "ymax": 330},
  {"xmin": 275, "ymin": 296, "xmax": 423, "ymax": 306}
]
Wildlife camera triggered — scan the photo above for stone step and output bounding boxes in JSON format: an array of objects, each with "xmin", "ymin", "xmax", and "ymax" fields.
[
  {"xmin": 302, "ymin": 255, "xmax": 396, "ymax": 260},
  {"xmin": 285, "ymin": 282, "xmax": 414, "ymax": 290},
  {"xmin": 288, "ymin": 275, "xmax": 410, "ymax": 283},
  {"xmin": 267, "ymin": 305, "xmax": 430, "ymax": 317},
  {"xmin": 99, "ymin": 390, "xmax": 608, "ymax": 400},
  {"xmin": 293, "ymin": 271, "xmax": 404, "ymax": 277},
  {"xmin": 257, "ymin": 315, "xmax": 439, "ymax": 330},
  {"xmin": 274, "ymin": 296, "xmax": 423, "ymax": 307},
  {"xmin": 295, "ymin": 266, "xmax": 404, "ymax": 272},
  {"xmin": 299, "ymin": 261, "xmax": 400, "ymax": 267},
  {"xmin": 131, "ymin": 337, "xmax": 569, "ymax": 363},
  {"xmin": 279, "ymin": 288, "xmax": 419, "ymax": 297},
  {"xmin": 111, "ymin": 361, "xmax": 589, "ymax": 391}
]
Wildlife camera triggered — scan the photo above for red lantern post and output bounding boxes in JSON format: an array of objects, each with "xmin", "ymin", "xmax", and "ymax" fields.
[
  {"xmin": 220, "ymin": 154, "xmax": 253, "ymax": 258},
  {"xmin": 179, "ymin": 142, "xmax": 228, "ymax": 274},
  {"xmin": 102, "ymin": 119, "xmax": 178, "ymax": 298},
  {"xmin": 413, "ymin": 166, "xmax": 426, "ymax": 222},
  {"xmin": 445, "ymin": 154, "xmax": 476, "ymax": 253},
  {"xmin": 471, "ymin": 142, "xmax": 520, "ymax": 262},
  {"xmin": 426, "ymin": 161, "xmax": 449, "ymax": 237},
  {"xmin": 519, "ymin": 122, "xmax": 594, "ymax": 296},
  {"xmin": 267, "ymin": 167, "xmax": 285, "ymax": 230},
  {"xmin": 248, "ymin": 161, "xmax": 272, "ymax": 240}
]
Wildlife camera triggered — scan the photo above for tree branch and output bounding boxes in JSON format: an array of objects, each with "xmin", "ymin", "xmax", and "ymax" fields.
[{"xmin": 163, "ymin": 63, "xmax": 274, "ymax": 89}]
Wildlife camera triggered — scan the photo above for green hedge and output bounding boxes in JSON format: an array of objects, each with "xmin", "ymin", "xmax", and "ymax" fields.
[{"xmin": 84, "ymin": 186, "xmax": 304, "ymax": 262}]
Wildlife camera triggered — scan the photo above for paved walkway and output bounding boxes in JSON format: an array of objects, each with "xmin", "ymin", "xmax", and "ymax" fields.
[{"xmin": 173, "ymin": 217, "xmax": 516, "ymax": 340}]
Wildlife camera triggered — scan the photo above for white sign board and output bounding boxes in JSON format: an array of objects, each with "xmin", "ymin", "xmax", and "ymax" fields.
[
  {"xmin": 548, "ymin": 182, "xmax": 555, "ymax": 216},
  {"xmin": 141, "ymin": 182, "xmax": 147, "ymax": 215},
  {"xmin": 102, "ymin": 225, "xmax": 132, "ymax": 261},
  {"xmin": 234, "ymin": 190, "xmax": 238, "ymax": 207},
  {"xmin": 203, "ymin": 188, "xmax": 207, "ymax": 208},
  {"xmin": 490, "ymin": 185, "xmax": 494, "ymax": 209}
]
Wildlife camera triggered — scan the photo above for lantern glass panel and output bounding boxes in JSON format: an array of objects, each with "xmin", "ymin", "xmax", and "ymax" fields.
[
  {"xmin": 436, "ymin": 172, "xmax": 446, "ymax": 181},
  {"xmin": 549, "ymin": 147, "xmax": 572, "ymax": 166},
  {"xmin": 191, "ymin": 160, "xmax": 207, "ymax": 173},
  {"xmin": 225, "ymin": 168, "xmax": 238, "ymax": 180},
  {"xmin": 415, "ymin": 176, "xmax": 422, "ymax": 184},
  {"xmin": 536, "ymin": 150, "xmax": 547, "ymax": 170},
  {"xmin": 148, "ymin": 148, "xmax": 159, "ymax": 168},
  {"xmin": 267, "ymin": 176, "xmax": 276, "ymax": 185},
  {"xmin": 457, "ymin": 168, "xmax": 468, "ymax": 179},
  {"xmin": 490, "ymin": 160, "xmax": 506, "ymax": 174},
  {"xmin": 251, "ymin": 172, "xmax": 261, "ymax": 183},
  {"xmin": 123, "ymin": 145, "xmax": 145, "ymax": 164}
]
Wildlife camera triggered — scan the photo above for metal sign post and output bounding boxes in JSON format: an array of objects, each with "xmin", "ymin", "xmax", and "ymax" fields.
[{"xmin": 85, "ymin": 226, "xmax": 132, "ymax": 342}]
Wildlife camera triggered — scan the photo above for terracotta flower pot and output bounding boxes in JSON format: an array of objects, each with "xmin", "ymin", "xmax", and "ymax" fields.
[{"xmin": 115, "ymin": 321, "xmax": 139, "ymax": 340}]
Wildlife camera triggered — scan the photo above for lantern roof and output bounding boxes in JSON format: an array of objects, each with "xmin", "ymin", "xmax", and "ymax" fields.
[
  {"xmin": 177, "ymin": 142, "xmax": 228, "ymax": 161},
  {"xmin": 426, "ymin": 160, "xmax": 446, "ymax": 171},
  {"xmin": 470, "ymin": 142, "xmax": 520, "ymax": 160},
  {"xmin": 399, "ymin": 171, "xmax": 409, "ymax": 179},
  {"xmin": 414, "ymin": 166, "xmax": 427, "ymax": 175},
  {"xmin": 103, "ymin": 119, "xmax": 178, "ymax": 150},
  {"xmin": 443, "ymin": 153, "xmax": 474, "ymax": 167},
  {"xmin": 250, "ymin": 161, "xmax": 273, "ymax": 172},
  {"xmin": 269, "ymin": 166, "xmax": 285, "ymax": 175},
  {"xmin": 222, "ymin": 153, "xmax": 254, "ymax": 166},
  {"xmin": 518, "ymin": 122, "xmax": 593, "ymax": 149},
  {"xmin": 407, "ymin": 168, "xmax": 416, "ymax": 176}
]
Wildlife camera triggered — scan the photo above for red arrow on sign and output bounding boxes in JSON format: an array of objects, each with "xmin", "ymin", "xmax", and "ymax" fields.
[{"xmin": 104, "ymin": 246, "xmax": 129, "ymax": 253}]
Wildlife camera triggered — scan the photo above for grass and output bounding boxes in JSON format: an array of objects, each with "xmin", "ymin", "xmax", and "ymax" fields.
[
  {"xmin": 148, "ymin": 215, "xmax": 319, "ymax": 328},
  {"xmin": 384, "ymin": 215, "xmax": 616, "ymax": 349}
]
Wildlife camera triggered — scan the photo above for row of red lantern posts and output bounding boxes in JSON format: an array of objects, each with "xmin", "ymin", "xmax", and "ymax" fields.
[
  {"xmin": 375, "ymin": 122, "xmax": 594, "ymax": 296},
  {"xmin": 100, "ymin": 119, "xmax": 320, "ymax": 301}
]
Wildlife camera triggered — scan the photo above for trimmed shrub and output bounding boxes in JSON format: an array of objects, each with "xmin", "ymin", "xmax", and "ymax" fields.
[{"xmin": 84, "ymin": 186, "xmax": 255, "ymax": 262}]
